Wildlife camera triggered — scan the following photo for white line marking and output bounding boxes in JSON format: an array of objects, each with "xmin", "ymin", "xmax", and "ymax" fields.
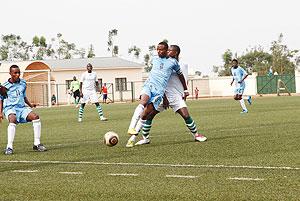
[
  {"xmin": 59, "ymin": 172, "xmax": 83, "ymax": 175},
  {"xmin": 0, "ymin": 160, "xmax": 299, "ymax": 171},
  {"xmin": 108, "ymin": 173, "xmax": 138, "ymax": 176},
  {"xmin": 228, "ymin": 177, "xmax": 265, "ymax": 181},
  {"xmin": 166, "ymin": 175, "xmax": 197, "ymax": 179},
  {"xmin": 12, "ymin": 170, "xmax": 38, "ymax": 173}
]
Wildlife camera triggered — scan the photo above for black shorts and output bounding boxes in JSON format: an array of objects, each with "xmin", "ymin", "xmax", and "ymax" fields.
[
  {"xmin": 73, "ymin": 90, "xmax": 80, "ymax": 98},
  {"xmin": 103, "ymin": 94, "xmax": 107, "ymax": 99}
]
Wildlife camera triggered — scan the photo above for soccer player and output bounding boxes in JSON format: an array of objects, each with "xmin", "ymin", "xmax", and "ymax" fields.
[
  {"xmin": 0, "ymin": 65, "xmax": 47, "ymax": 155},
  {"xmin": 136, "ymin": 45, "xmax": 207, "ymax": 145},
  {"xmin": 126, "ymin": 42, "xmax": 189, "ymax": 147},
  {"xmin": 230, "ymin": 59, "xmax": 252, "ymax": 113},
  {"xmin": 70, "ymin": 76, "xmax": 80, "ymax": 107},
  {"xmin": 78, "ymin": 63, "xmax": 107, "ymax": 122},
  {"xmin": 101, "ymin": 83, "xmax": 108, "ymax": 104}
]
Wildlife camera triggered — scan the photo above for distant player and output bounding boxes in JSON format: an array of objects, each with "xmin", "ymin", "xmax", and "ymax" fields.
[
  {"xmin": 0, "ymin": 65, "xmax": 47, "ymax": 155},
  {"xmin": 78, "ymin": 63, "xmax": 107, "ymax": 122},
  {"xmin": 126, "ymin": 42, "xmax": 189, "ymax": 147},
  {"xmin": 70, "ymin": 76, "xmax": 80, "ymax": 107},
  {"xmin": 230, "ymin": 59, "xmax": 252, "ymax": 113},
  {"xmin": 136, "ymin": 45, "xmax": 207, "ymax": 145},
  {"xmin": 101, "ymin": 83, "xmax": 108, "ymax": 104},
  {"xmin": 194, "ymin": 87, "xmax": 199, "ymax": 99}
]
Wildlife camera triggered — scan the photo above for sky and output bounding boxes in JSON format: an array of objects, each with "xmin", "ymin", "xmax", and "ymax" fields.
[{"xmin": 1, "ymin": 0, "xmax": 300, "ymax": 74}]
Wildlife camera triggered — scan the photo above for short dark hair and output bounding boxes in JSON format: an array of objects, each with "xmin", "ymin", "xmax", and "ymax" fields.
[
  {"xmin": 158, "ymin": 41, "xmax": 168, "ymax": 50},
  {"xmin": 170, "ymin": 45, "xmax": 181, "ymax": 55},
  {"xmin": 232, "ymin": 59, "xmax": 238, "ymax": 63},
  {"xmin": 87, "ymin": 63, "xmax": 92, "ymax": 67},
  {"xmin": 10, "ymin": 65, "xmax": 20, "ymax": 72}
]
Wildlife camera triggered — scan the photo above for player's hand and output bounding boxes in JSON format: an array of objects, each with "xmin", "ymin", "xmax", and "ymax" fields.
[
  {"xmin": 183, "ymin": 91, "xmax": 189, "ymax": 101},
  {"xmin": 230, "ymin": 81, "xmax": 233, "ymax": 86},
  {"xmin": 0, "ymin": 113, "xmax": 3, "ymax": 123},
  {"xmin": 32, "ymin": 104, "xmax": 37, "ymax": 108},
  {"xmin": 80, "ymin": 92, "xmax": 83, "ymax": 98},
  {"xmin": 162, "ymin": 97, "xmax": 169, "ymax": 109}
]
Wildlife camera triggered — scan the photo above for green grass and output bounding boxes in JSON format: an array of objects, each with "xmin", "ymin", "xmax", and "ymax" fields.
[{"xmin": 0, "ymin": 96, "xmax": 299, "ymax": 201}]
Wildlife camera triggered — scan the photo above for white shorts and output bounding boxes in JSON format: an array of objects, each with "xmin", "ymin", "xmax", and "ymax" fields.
[
  {"xmin": 157, "ymin": 95, "xmax": 187, "ymax": 113},
  {"xmin": 81, "ymin": 90, "xmax": 99, "ymax": 104}
]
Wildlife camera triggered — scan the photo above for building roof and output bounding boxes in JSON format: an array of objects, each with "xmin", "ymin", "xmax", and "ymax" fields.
[
  {"xmin": 43, "ymin": 57, "xmax": 144, "ymax": 71},
  {"xmin": 0, "ymin": 57, "xmax": 144, "ymax": 72}
]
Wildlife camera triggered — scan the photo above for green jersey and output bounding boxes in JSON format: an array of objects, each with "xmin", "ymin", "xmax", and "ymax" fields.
[{"xmin": 70, "ymin": 80, "xmax": 80, "ymax": 92}]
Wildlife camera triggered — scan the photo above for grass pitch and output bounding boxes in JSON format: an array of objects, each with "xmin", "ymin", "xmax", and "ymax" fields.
[{"xmin": 0, "ymin": 96, "xmax": 299, "ymax": 201}]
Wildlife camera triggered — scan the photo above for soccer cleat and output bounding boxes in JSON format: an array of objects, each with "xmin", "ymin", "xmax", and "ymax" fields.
[
  {"xmin": 194, "ymin": 133, "xmax": 207, "ymax": 142},
  {"xmin": 33, "ymin": 144, "xmax": 47, "ymax": 152},
  {"xmin": 247, "ymin": 96, "xmax": 252, "ymax": 105},
  {"xmin": 135, "ymin": 138, "xmax": 150, "ymax": 145},
  {"xmin": 126, "ymin": 139, "xmax": 135, "ymax": 148},
  {"xmin": 240, "ymin": 109, "xmax": 248, "ymax": 114},
  {"xmin": 78, "ymin": 118, "xmax": 82, "ymax": 122},
  {"xmin": 100, "ymin": 117, "xmax": 108, "ymax": 121},
  {"xmin": 4, "ymin": 147, "xmax": 13, "ymax": 155},
  {"xmin": 127, "ymin": 128, "xmax": 138, "ymax": 135}
]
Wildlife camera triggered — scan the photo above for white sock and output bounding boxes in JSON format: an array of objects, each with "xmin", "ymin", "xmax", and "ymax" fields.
[
  {"xmin": 239, "ymin": 99, "xmax": 247, "ymax": 111},
  {"xmin": 33, "ymin": 119, "xmax": 41, "ymax": 146},
  {"xmin": 129, "ymin": 135, "xmax": 137, "ymax": 142},
  {"xmin": 7, "ymin": 123, "xmax": 16, "ymax": 149},
  {"xmin": 129, "ymin": 104, "xmax": 144, "ymax": 129},
  {"xmin": 135, "ymin": 119, "xmax": 146, "ymax": 133}
]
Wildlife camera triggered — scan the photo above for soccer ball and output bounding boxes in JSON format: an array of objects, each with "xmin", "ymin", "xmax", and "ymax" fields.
[{"xmin": 103, "ymin": 131, "xmax": 119, "ymax": 147}]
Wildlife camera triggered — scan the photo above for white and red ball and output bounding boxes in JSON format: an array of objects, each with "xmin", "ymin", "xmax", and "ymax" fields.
[{"xmin": 103, "ymin": 131, "xmax": 119, "ymax": 147}]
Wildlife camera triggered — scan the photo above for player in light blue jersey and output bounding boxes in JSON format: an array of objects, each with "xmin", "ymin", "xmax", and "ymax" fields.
[
  {"xmin": 0, "ymin": 65, "xmax": 47, "ymax": 155},
  {"xmin": 230, "ymin": 59, "xmax": 252, "ymax": 113},
  {"xmin": 126, "ymin": 42, "xmax": 189, "ymax": 147}
]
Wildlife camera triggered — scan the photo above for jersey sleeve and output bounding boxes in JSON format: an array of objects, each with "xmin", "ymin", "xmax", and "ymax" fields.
[
  {"xmin": 172, "ymin": 59, "xmax": 182, "ymax": 75},
  {"xmin": 241, "ymin": 67, "xmax": 248, "ymax": 76},
  {"xmin": 22, "ymin": 80, "xmax": 27, "ymax": 97}
]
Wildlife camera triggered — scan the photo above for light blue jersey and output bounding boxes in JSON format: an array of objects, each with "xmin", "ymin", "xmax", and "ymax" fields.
[
  {"xmin": 231, "ymin": 66, "xmax": 247, "ymax": 95},
  {"xmin": 142, "ymin": 56, "xmax": 182, "ymax": 109},
  {"xmin": 0, "ymin": 79, "xmax": 32, "ymax": 123},
  {"xmin": 146, "ymin": 56, "xmax": 181, "ymax": 94}
]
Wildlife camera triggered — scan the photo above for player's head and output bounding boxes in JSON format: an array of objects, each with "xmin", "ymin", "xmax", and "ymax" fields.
[
  {"xmin": 9, "ymin": 65, "xmax": 21, "ymax": 82},
  {"xmin": 86, "ymin": 63, "xmax": 93, "ymax": 73},
  {"xmin": 156, "ymin": 41, "xmax": 168, "ymax": 58},
  {"xmin": 168, "ymin": 45, "xmax": 181, "ymax": 61},
  {"xmin": 73, "ymin": 76, "xmax": 77, "ymax": 81},
  {"xmin": 232, "ymin": 59, "xmax": 238, "ymax": 68}
]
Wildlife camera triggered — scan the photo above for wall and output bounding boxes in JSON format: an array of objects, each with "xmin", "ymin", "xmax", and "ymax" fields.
[{"xmin": 295, "ymin": 69, "xmax": 300, "ymax": 93}]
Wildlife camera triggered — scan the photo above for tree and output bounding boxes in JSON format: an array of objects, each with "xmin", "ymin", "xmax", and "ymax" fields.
[
  {"xmin": 144, "ymin": 45, "xmax": 156, "ymax": 72},
  {"xmin": 0, "ymin": 34, "xmax": 30, "ymax": 61},
  {"xmin": 87, "ymin": 44, "xmax": 95, "ymax": 58},
  {"xmin": 218, "ymin": 49, "xmax": 233, "ymax": 76},
  {"xmin": 270, "ymin": 33, "xmax": 297, "ymax": 74},
  {"xmin": 31, "ymin": 35, "xmax": 49, "ymax": 60},
  {"xmin": 107, "ymin": 29, "xmax": 118, "ymax": 56},
  {"xmin": 128, "ymin": 45, "xmax": 141, "ymax": 59}
]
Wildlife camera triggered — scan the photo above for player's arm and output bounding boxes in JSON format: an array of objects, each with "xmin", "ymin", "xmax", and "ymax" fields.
[
  {"xmin": 239, "ymin": 74, "xmax": 248, "ymax": 83},
  {"xmin": 24, "ymin": 97, "xmax": 36, "ymax": 108},
  {"xmin": 231, "ymin": 78, "xmax": 234, "ymax": 85},
  {"xmin": 162, "ymin": 93, "xmax": 169, "ymax": 109},
  {"xmin": 79, "ymin": 82, "xmax": 83, "ymax": 97},
  {"xmin": 177, "ymin": 73, "xmax": 189, "ymax": 100},
  {"xmin": 95, "ymin": 81, "xmax": 100, "ymax": 92},
  {"xmin": 0, "ymin": 99, "xmax": 3, "ymax": 121}
]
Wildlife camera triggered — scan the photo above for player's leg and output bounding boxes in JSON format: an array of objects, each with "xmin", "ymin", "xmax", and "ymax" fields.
[
  {"xmin": 126, "ymin": 102, "xmax": 155, "ymax": 147},
  {"xmin": 25, "ymin": 110, "xmax": 47, "ymax": 152},
  {"xmin": 135, "ymin": 110, "xmax": 158, "ymax": 145},
  {"xmin": 78, "ymin": 91, "xmax": 89, "ymax": 122},
  {"xmin": 177, "ymin": 107, "xmax": 207, "ymax": 142},
  {"xmin": 94, "ymin": 102, "xmax": 107, "ymax": 121},
  {"xmin": 4, "ymin": 111, "xmax": 17, "ymax": 155},
  {"xmin": 128, "ymin": 93, "xmax": 150, "ymax": 134}
]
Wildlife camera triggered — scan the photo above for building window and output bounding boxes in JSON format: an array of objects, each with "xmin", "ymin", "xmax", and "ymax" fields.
[
  {"xmin": 115, "ymin": 78, "xmax": 127, "ymax": 91},
  {"xmin": 66, "ymin": 80, "xmax": 72, "ymax": 92}
]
